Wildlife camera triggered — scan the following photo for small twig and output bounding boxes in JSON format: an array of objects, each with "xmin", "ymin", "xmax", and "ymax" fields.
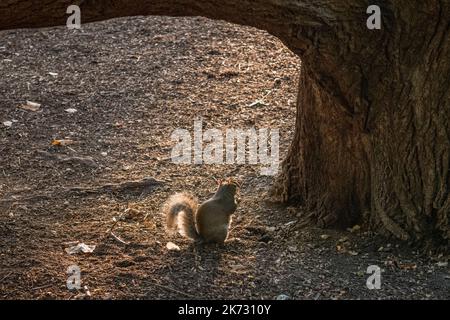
[
  {"xmin": 32, "ymin": 284, "xmax": 53, "ymax": 290},
  {"xmin": 110, "ymin": 231, "xmax": 130, "ymax": 245},
  {"xmin": 0, "ymin": 177, "xmax": 163, "ymax": 204},
  {"xmin": 144, "ymin": 280, "xmax": 196, "ymax": 298},
  {"xmin": 66, "ymin": 146, "xmax": 77, "ymax": 153},
  {"xmin": 108, "ymin": 212, "xmax": 124, "ymax": 234},
  {"xmin": 108, "ymin": 208, "xmax": 130, "ymax": 245},
  {"xmin": 0, "ymin": 272, "xmax": 12, "ymax": 283},
  {"xmin": 0, "ymin": 194, "xmax": 51, "ymax": 204}
]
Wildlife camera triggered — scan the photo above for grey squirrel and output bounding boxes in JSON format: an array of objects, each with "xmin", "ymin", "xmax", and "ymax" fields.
[{"xmin": 164, "ymin": 178, "xmax": 239, "ymax": 244}]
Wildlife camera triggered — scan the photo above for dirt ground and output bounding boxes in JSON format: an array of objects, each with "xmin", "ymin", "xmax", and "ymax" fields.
[{"xmin": 0, "ymin": 16, "xmax": 448, "ymax": 300}]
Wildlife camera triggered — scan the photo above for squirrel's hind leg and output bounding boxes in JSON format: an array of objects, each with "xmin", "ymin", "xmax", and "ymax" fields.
[{"xmin": 202, "ymin": 224, "xmax": 228, "ymax": 244}]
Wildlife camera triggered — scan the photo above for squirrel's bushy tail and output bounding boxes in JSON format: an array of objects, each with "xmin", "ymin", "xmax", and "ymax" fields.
[{"xmin": 163, "ymin": 192, "xmax": 201, "ymax": 241}]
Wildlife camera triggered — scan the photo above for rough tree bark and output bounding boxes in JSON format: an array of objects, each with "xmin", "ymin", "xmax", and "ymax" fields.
[{"xmin": 0, "ymin": 0, "xmax": 448, "ymax": 248}]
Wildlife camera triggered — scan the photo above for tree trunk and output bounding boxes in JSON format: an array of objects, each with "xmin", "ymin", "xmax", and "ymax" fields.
[
  {"xmin": 271, "ymin": 1, "xmax": 450, "ymax": 249},
  {"xmin": 1, "ymin": 0, "xmax": 448, "ymax": 248}
]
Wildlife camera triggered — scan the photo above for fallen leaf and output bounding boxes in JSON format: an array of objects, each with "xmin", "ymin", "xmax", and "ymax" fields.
[
  {"xmin": 348, "ymin": 225, "xmax": 361, "ymax": 233},
  {"xmin": 52, "ymin": 139, "xmax": 75, "ymax": 146},
  {"xmin": 229, "ymin": 264, "xmax": 248, "ymax": 274},
  {"xmin": 3, "ymin": 121, "xmax": 12, "ymax": 127},
  {"xmin": 166, "ymin": 242, "xmax": 180, "ymax": 251},
  {"xmin": 65, "ymin": 108, "xmax": 78, "ymax": 114},
  {"xmin": 398, "ymin": 263, "xmax": 417, "ymax": 270},
  {"xmin": 65, "ymin": 243, "xmax": 96, "ymax": 255},
  {"xmin": 320, "ymin": 234, "xmax": 330, "ymax": 240},
  {"xmin": 19, "ymin": 101, "xmax": 41, "ymax": 112}
]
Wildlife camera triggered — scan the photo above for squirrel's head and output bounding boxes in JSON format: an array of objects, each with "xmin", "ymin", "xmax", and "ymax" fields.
[{"xmin": 216, "ymin": 177, "xmax": 240, "ymax": 197}]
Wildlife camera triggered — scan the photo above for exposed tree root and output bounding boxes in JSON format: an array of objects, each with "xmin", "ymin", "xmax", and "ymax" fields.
[{"xmin": 0, "ymin": 177, "xmax": 164, "ymax": 204}]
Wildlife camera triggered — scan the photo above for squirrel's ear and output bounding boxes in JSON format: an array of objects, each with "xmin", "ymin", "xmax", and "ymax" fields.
[{"xmin": 226, "ymin": 177, "xmax": 240, "ymax": 188}]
